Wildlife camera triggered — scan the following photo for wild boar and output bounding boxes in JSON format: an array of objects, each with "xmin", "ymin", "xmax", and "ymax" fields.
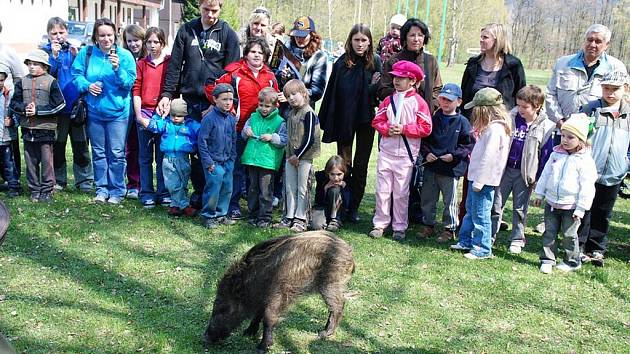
[{"xmin": 204, "ymin": 230, "xmax": 355, "ymax": 353}]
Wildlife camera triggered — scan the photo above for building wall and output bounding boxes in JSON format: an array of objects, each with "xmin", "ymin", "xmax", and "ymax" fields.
[{"xmin": 0, "ymin": 0, "xmax": 69, "ymax": 52}]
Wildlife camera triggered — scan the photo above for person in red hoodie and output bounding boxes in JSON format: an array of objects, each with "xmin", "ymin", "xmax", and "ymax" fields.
[
  {"xmin": 132, "ymin": 27, "xmax": 171, "ymax": 209},
  {"xmin": 205, "ymin": 36, "xmax": 278, "ymax": 220}
]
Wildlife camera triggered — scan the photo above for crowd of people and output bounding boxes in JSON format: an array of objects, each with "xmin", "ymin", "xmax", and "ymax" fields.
[{"xmin": 0, "ymin": 0, "xmax": 628, "ymax": 273}]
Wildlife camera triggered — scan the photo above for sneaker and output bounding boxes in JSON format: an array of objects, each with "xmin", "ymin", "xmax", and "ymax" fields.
[
  {"xmin": 325, "ymin": 218, "xmax": 341, "ymax": 232},
  {"xmin": 78, "ymin": 183, "xmax": 93, "ymax": 193},
  {"xmin": 126, "ymin": 189, "xmax": 139, "ymax": 199},
  {"xmin": 508, "ymin": 243, "xmax": 523, "ymax": 254},
  {"xmin": 54, "ymin": 184, "xmax": 65, "ymax": 191},
  {"xmin": 540, "ymin": 263, "xmax": 553, "ymax": 274},
  {"xmin": 142, "ymin": 199, "xmax": 156, "ymax": 209},
  {"xmin": 590, "ymin": 252, "xmax": 604, "ymax": 267},
  {"xmin": 256, "ymin": 220, "xmax": 271, "ymax": 228},
  {"xmin": 38, "ymin": 193, "xmax": 53, "ymax": 203},
  {"xmin": 290, "ymin": 218, "xmax": 307, "ymax": 232},
  {"xmin": 346, "ymin": 209, "xmax": 360, "ymax": 223},
  {"xmin": 556, "ymin": 261, "xmax": 581, "ymax": 272},
  {"xmin": 94, "ymin": 194, "xmax": 107, "ymax": 204},
  {"xmin": 463, "ymin": 252, "xmax": 491, "ymax": 260},
  {"xmin": 203, "ymin": 218, "xmax": 219, "ymax": 229},
  {"xmin": 275, "ymin": 217, "xmax": 293, "ymax": 229},
  {"xmin": 272, "ymin": 196, "xmax": 280, "ymax": 208},
  {"xmin": 247, "ymin": 218, "xmax": 258, "ymax": 226},
  {"xmin": 450, "ymin": 243, "xmax": 471, "ymax": 251},
  {"xmin": 580, "ymin": 252, "xmax": 592, "ymax": 263},
  {"xmin": 168, "ymin": 207, "xmax": 183, "ymax": 216},
  {"xmin": 392, "ymin": 231, "xmax": 406, "ymax": 241},
  {"xmin": 183, "ymin": 206, "xmax": 197, "ymax": 217},
  {"xmin": 229, "ymin": 209, "xmax": 243, "ymax": 220},
  {"xmin": 7, "ymin": 189, "xmax": 20, "ymax": 198},
  {"xmin": 437, "ymin": 230, "xmax": 456, "ymax": 243},
  {"xmin": 107, "ymin": 196, "xmax": 123, "ymax": 204},
  {"xmin": 499, "ymin": 221, "xmax": 509, "ymax": 231},
  {"xmin": 535, "ymin": 222, "xmax": 545, "ymax": 233},
  {"xmin": 418, "ymin": 226, "xmax": 434, "ymax": 240},
  {"xmin": 368, "ymin": 228, "xmax": 384, "ymax": 238},
  {"xmin": 30, "ymin": 193, "xmax": 40, "ymax": 203},
  {"xmin": 158, "ymin": 197, "xmax": 172, "ymax": 206},
  {"xmin": 219, "ymin": 217, "xmax": 237, "ymax": 225}
]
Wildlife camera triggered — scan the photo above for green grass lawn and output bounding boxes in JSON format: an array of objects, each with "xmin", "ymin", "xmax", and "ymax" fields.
[{"xmin": 1, "ymin": 66, "xmax": 629, "ymax": 353}]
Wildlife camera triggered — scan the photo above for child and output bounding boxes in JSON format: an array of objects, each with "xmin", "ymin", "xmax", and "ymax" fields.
[
  {"xmin": 241, "ymin": 87, "xmax": 287, "ymax": 228},
  {"xmin": 312, "ymin": 155, "xmax": 349, "ymax": 232},
  {"xmin": 370, "ymin": 60, "xmax": 432, "ymax": 240},
  {"xmin": 0, "ymin": 65, "xmax": 21, "ymax": 197},
  {"xmin": 278, "ymin": 79, "xmax": 321, "ymax": 232},
  {"xmin": 534, "ymin": 114, "xmax": 597, "ymax": 273},
  {"xmin": 450, "ymin": 88, "xmax": 511, "ymax": 259},
  {"xmin": 578, "ymin": 70, "xmax": 630, "ymax": 267},
  {"xmin": 198, "ymin": 84, "xmax": 238, "ymax": 229},
  {"xmin": 137, "ymin": 99, "xmax": 200, "ymax": 217},
  {"xmin": 419, "ymin": 83, "xmax": 474, "ymax": 243},
  {"xmin": 491, "ymin": 85, "xmax": 556, "ymax": 254},
  {"xmin": 9, "ymin": 50, "xmax": 65, "ymax": 203},
  {"xmin": 132, "ymin": 27, "xmax": 171, "ymax": 208}
]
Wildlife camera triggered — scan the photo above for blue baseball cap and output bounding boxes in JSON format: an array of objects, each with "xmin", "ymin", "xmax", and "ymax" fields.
[{"xmin": 439, "ymin": 83, "xmax": 462, "ymax": 101}]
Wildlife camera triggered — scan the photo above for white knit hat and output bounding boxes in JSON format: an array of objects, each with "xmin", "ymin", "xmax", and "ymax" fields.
[{"xmin": 562, "ymin": 113, "xmax": 590, "ymax": 142}]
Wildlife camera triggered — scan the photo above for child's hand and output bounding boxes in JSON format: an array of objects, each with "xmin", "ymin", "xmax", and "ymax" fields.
[
  {"xmin": 259, "ymin": 134, "xmax": 272, "ymax": 142},
  {"xmin": 440, "ymin": 154, "xmax": 453, "ymax": 162},
  {"xmin": 277, "ymin": 93, "xmax": 287, "ymax": 103},
  {"xmin": 244, "ymin": 126, "xmax": 254, "ymax": 137},
  {"xmin": 208, "ymin": 164, "xmax": 215, "ymax": 173},
  {"xmin": 4, "ymin": 117, "xmax": 12, "ymax": 127},
  {"xmin": 371, "ymin": 72, "xmax": 381, "ymax": 85},
  {"xmin": 388, "ymin": 124, "xmax": 402, "ymax": 136},
  {"xmin": 533, "ymin": 198, "xmax": 542, "ymax": 207},
  {"xmin": 572, "ymin": 214, "xmax": 581, "ymax": 222},
  {"xmin": 157, "ymin": 97, "xmax": 171, "ymax": 116},
  {"xmin": 25, "ymin": 103, "xmax": 36, "ymax": 117},
  {"xmin": 426, "ymin": 153, "xmax": 438, "ymax": 162},
  {"xmin": 288, "ymin": 155, "xmax": 299, "ymax": 166}
]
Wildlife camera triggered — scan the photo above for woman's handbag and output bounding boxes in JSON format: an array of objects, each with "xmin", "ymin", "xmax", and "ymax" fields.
[{"xmin": 70, "ymin": 46, "xmax": 93, "ymax": 126}]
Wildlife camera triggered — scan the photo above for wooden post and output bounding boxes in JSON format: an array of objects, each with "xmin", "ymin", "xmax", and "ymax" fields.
[
  {"xmin": 116, "ymin": 0, "xmax": 122, "ymax": 28},
  {"xmin": 100, "ymin": 0, "xmax": 106, "ymax": 18},
  {"xmin": 142, "ymin": 5, "xmax": 147, "ymax": 28},
  {"xmin": 82, "ymin": 0, "xmax": 88, "ymax": 21}
]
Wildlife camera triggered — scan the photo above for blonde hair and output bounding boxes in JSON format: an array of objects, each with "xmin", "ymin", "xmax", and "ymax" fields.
[
  {"xmin": 481, "ymin": 23, "xmax": 512, "ymax": 58},
  {"xmin": 258, "ymin": 87, "xmax": 278, "ymax": 105},
  {"xmin": 122, "ymin": 24, "xmax": 147, "ymax": 59},
  {"xmin": 471, "ymin": 104, "xmax": 511, "ymax": 136},
  {"xmin": 282, "ymin": 79, "xmax": 310, "ymax": 107}
]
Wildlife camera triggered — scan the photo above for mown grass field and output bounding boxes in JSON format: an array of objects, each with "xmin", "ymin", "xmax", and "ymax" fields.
[{"xmin": 0, "ymin": 66, "xmax": 628, "ymax": 353}]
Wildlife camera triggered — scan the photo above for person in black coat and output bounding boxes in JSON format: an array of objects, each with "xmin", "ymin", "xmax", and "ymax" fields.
[
  {"xmin": 318, "ymin": 24, "xmax": 381, "ymax": 222},
  {"xmin": 461, "ymin": 23, "xmax": 526, "ymax": 119}
]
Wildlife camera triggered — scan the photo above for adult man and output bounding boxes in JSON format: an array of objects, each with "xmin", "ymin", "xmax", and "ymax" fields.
[
  {"xmin": 157, "ymin": 0, "xmax": 240, "ymax": 210},
  {"xmin": 546, "ymin": 24, "xmax": 627, "ymax": 123},
  {"xmin": 42, "ymin": 17, "xmax": 93, "ymax": 192},
  {"xmin": 376, "ymin": 14, "xmax": 406, "ymax": 63}
]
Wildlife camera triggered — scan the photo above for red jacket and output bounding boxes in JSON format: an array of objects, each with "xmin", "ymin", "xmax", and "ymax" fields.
[
  {"xmin": 205, "ymin": 59, "xmax": 278, "ymax": 132},
  {"xmin": 132, "ymin": 55, "xmax": 170, "ymax": 110}
]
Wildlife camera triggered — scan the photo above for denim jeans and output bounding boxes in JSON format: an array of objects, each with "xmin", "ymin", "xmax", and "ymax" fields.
[
  {"xmin": 87, "ymin": 118, "xmax": 128, "ymax": 198},
  {"xmin": 184, "ymin": 98, "xmax": 210, "ymax": 209},
  {"xmin": 138, "ymin": 122, "xmax": 168, "ymax": 203},
  {"xmin": 229, "ymin": 134, "xmax": 247, "ymax": 214},
  {"xmin": 54, "ymin": 113, "xmax": 93, "ymax": 188},
  {"xmin": 457, "ymin": 182, "xmax": 495, "ymax": 257},
  {"xmin": 162, "ymin": 154, "xmax": 191, "ymax": 209},
  {"xmin": 541, "ymin": 204, "xmax": 581, "ymax": 266},
  {"xmin": 201, "ymin": 160, "xmax": 233, "ymax": 219},
  {"xmin": 0, "ymin": 144, "xmax": 20, "ymax": 191}
]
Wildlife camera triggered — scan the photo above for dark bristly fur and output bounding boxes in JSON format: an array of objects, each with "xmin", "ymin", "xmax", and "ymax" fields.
[{"xmin": 204, "ymin": 231, "xmax": 355, "ymax": 353}]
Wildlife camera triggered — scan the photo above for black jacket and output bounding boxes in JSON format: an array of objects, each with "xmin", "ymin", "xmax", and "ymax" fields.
[
  {"xmin": 319, "ymin": 54, "xmax": 381, "ymax": 144},
  {"xmin": 461, "ymin": 53, "xmax": 526, "ymax": 118},
  {"xmin": 162, "ymin": 18, "xmax": 240, "ymax": 102}
]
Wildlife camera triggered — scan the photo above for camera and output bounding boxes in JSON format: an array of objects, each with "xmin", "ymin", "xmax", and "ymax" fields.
[{"xmin": 60, "ymin": 42, "xmax": 70, "ymax": 50}]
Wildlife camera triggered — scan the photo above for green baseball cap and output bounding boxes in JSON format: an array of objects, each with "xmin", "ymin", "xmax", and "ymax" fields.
[{"xmin": 463, "ymin": 87, "xmax": 503, "ymax": 109}]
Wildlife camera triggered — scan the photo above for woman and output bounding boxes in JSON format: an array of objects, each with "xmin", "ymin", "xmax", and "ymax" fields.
[
  {"xmin": 378, "ymin": 18, "xmax": 442, "ymax": 114},
  {"xmin": 239, "ymin": 7, "xmax": 276, "ymax": 55},
  {"xmin": 459, "ymin": 23, "xmax": 526, "ymax": 223},
  {"xmin": 319, "ymin": 24, "xmax": 382, "ymax": 222},
  {"xmin": 280, "ymin": 16, "xmax": 329, "ymax": 107},
  {"xmin": 461, "ymin": 23, "xmax": 526, "ymax": 118},
  {"xmin": 121, "ymin": 24, "xmax": 146, "ymax": 199},
  {"xmin": 72, "ymin": 18, "xmax": 136, "ymax": 204},
  {"xmin": 132, "ymin": 27, "xmax": 171, "ymax": 208},
  {"xmin": 209, "ymin": 37, "xmax": 279, "ymax": 220}
]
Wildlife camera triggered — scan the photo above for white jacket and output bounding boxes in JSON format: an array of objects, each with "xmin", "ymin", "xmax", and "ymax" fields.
[{"xmin": 534, "ymin": 146, "xmax": 598, "ymax": 218}]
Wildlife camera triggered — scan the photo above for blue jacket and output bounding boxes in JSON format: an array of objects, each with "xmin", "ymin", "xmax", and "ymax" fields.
[
  {"xmin": 71, "ymin": 45, "xmax": 136, "ymax": 121},
  {"xmin": 146, "ymin": 113, "xmax": 201, "ymax": 155},
  {"xmin": 420, "ymin": 109, "xmax": 475, "ymax": 177},
  {"xmin": 42, "ymin": 42, "xmax": 80, "ymax": 113},
  {"xmin": 198, "ymin": 106, "xmax": 237, "ymax": 168}
]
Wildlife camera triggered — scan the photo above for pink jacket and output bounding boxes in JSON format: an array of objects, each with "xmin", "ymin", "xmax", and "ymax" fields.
[
  {"xmin": 372, "ymin": 88, "xmax": 432, "ymax": 158},
  {"xmin": 467, "ymin": 120, "xmax": 510, "ymax": 190}
]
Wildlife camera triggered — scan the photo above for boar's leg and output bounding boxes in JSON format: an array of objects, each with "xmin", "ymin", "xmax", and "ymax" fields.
[
  {"xmin": 244, "ymin": 310, "xmax": 263, "ymax": 337},
  {"xmin": 257, "ymin": 307, "xmax": 280, "ymax": 353},
  {"xmin": 318, "ymin": 284, "xmax": 345, "ymax": 338}
]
